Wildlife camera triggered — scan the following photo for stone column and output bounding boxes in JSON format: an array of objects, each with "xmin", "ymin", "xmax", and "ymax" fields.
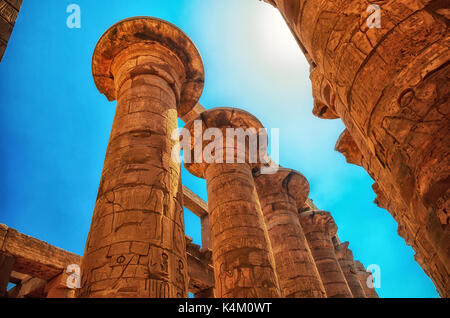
[
  {"xmin": 335, "ymin": 243, "xmax": 367, "ymax": 298},
  {"xmin": 0, "ymin": 254, "xmax": 15, "ymax": 297},
  {"xmin": 262, "ymin": 0, "xmax": 450, "ymax": 295},
  {"xmin": 80, "ymin": 17, "xmax": 204, "ymax": 298},
  {"xmin": 298, "ymin": 210, "xmax": 352, "ymax": 298},
  {"xmin": 184, "ymin": 108, "xmax": 281, "ymax": 298},
  {"xmin": 354, "ymin": 261, "xmax": 379, "ymax": 298},
  {"xmin": 201, "ymin": 214, "xmax": 212, "ymax": 250},
  {"xmin": 254, "ymin": 168, "xmax": 326, "ymax": 297},
  {"xmin": 335, "ymin": 242, "xmax": 367, "ymax": 298}
]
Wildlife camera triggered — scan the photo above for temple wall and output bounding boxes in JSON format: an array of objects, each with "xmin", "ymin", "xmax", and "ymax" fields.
[
  {"xmin": 263, "ymin": 0, "xmax": 449, "ymax": 297},
  {"xmin": 0, "ymin": 0, "xmax": 22, "ymax": 61}
]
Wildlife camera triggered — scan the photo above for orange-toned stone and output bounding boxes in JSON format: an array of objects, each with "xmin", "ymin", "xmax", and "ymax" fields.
[
  {"xmin": 310, "ymin": 67, "xmax": 339, "ymax": 120},
  {"xmin": 45, "ymin": 272, "xmax": 76, "ymax": 298},
  {"xmin": 335, "ymin": 242, "xmax": 366, "ymax": 298},
  {"xmin": 184, "ymin": 108, "xmax": 281, "ymax": 298},
  {"xmin": 0, "ymin": 0, "xmax": 22, "ymax": 62},
  {"xmin": 354, "ymin": 260, "xmax": 379, "ymax": 298},
  {"xmin": 335, "ymin": 129, "xmax": 363, "ymax": 167},
  {"xmin": 194, "ymin": 287, "xmax": 214, "ymax": 298},
  {"xmin": 298, "ymin": 210, "xmax": 352, "ymax": 298},
  {"xmin": 80, "ymin": 17, "xmax": 204, "ymax": 298},
  {"xmin": 0, "ymin": 254, "xmax": 15, "ymax": 297},
  {"xmin": 254, "ymin": 168, "xmax": 326, "ymax": 297},
  {"xmin": 263, "ymin": 0, "xmax": 450, "ymax": 297}
]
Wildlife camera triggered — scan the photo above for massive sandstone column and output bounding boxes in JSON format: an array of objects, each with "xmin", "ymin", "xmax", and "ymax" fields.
[
  {"xmin": 298, "ymin": 210, "xmax": 353, "ymax": 298},
  {"xmin": 254, "ymin": 168, "xmax": 326, "ymax": 297},
  {"xmin": 335, "ymin": 242, "xmax": 367, "ymax": 298},
  {"xmin": 262, "ymin": 0, "xmax": 449, "ymax": 296},
  {"xmin": 184, "ymin": 108, "xmax": 281, "ymax": 298},
  {"xmin": 354, "ymin": 260, "xmax": 379, "ymax": 298},
  {"xmin": 80, "ymin": 17, "xmax": 204, "ymax": 297}
]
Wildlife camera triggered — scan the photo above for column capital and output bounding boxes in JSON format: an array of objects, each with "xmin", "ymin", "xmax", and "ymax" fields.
[
  {"xmin": 92, "ymin": 16, "xmax": 204, "ymax": 117},
  {"xmin": 334, "ymin": 242, "xmax": 353, "ymax": 261},
  {"xmin": 254, "ymin": 167, "xmax": 309, "ymax": 209},
  {"xmin": 298, "ymin": 210, "xmax": 338, "ymax": 236},
  {"xmin": 184, "ymin": 107, "xmax": 266, "ymax": 178}
]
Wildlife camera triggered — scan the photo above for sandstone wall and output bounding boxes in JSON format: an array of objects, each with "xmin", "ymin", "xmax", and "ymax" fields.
[
  {"xmin": 0, "ymin": 0, "xmax": 22, "ymax": 61},
  {"xmin": 263, "ymin": 0, "xmax": 449, "ymax": 297}
]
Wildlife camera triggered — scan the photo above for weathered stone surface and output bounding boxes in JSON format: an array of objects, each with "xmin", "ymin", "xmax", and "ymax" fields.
[
  {"xmin": 354, "ymin": 260, "xmax": 379, "ymax": 298},
  {"xmin": 264, "ymin": 0, "xmax": 450, "ymax": 297},
  {"xmin": 185, "ymin": 238, "xmax": 214, "ymax": 295},
  {"xmin": 0, "ymin": 224, "xmax": 80, "ymax": 281},
  {"xmin": 0, "ymin": 0, "xmax": 22, "ymax": 62},
  {"xmin": 1, "ymin": 8, "xmax": 412, "ymax": 298},
  {"xmin": 180, "ymin": 102, "xmax": 207, "ymax": 123},
  {"xmin": 81, "ymin": 17, "xmax": 205, "ymax": 298},
  {"xmin": 9, "ymin": 276, "xmax": 47, "ymax": 298},
  {"xmin": 182, "ymin": 185, "xmax": 211, "ymax": 249},
  {"xmin": 298, "ymin": 211, "xmax": 352, "ymax": 298},
  {"xmin": 335, "ymin": 129, "xmax": 363, "ymax": 167},
  {"xmin": 0, "ymin": 253, "xmax": 15, "ymax": 297},
  {"xmin": 184, "ymin": 108, "xmax": 281, "ymax": 298},
  {"xmin": 1, "ymin": 224, "xmax": 214, "ymax": 298},
  {"xmin": 254, "ymin": 168, "xmax": 326, "ymax": 298},
  {"xmin": 183, "ymin": 185, "xmax": 208, "ymax": 217},
  {"xmin": 92, "ymin": 16, "xmax": 204, "ymax": 118},
  {"xmin": 45, "ymin": 272, "xmax": 76, "ymax": 298},
  {"xmin": 335, "ymin": 242, "xmax": 366, "ymax": 298},
  {"xmin": 194, "ymin": 287, "xmax": 214, "ymax": 298},
  {"xmin": 310, "ymin": 67, "xmax": 339, "ymax": 120}
]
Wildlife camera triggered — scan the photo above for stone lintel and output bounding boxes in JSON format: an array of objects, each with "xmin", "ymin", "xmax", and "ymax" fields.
[
  {"xmin": 0, "ymin": 224, "xmax": 80, "ymax": 281},
  {"xmin": 183, "ymin": 185, "xmax": 208, "ymax": 217},
  {"xmin": 8, "ymin": 276, "xmax": 47, "ymax": 298}
]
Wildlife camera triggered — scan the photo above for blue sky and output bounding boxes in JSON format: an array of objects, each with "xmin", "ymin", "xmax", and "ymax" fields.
[{"xmin": 0, "ymin": 0, "xmax": 439, "ymax": 298}]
